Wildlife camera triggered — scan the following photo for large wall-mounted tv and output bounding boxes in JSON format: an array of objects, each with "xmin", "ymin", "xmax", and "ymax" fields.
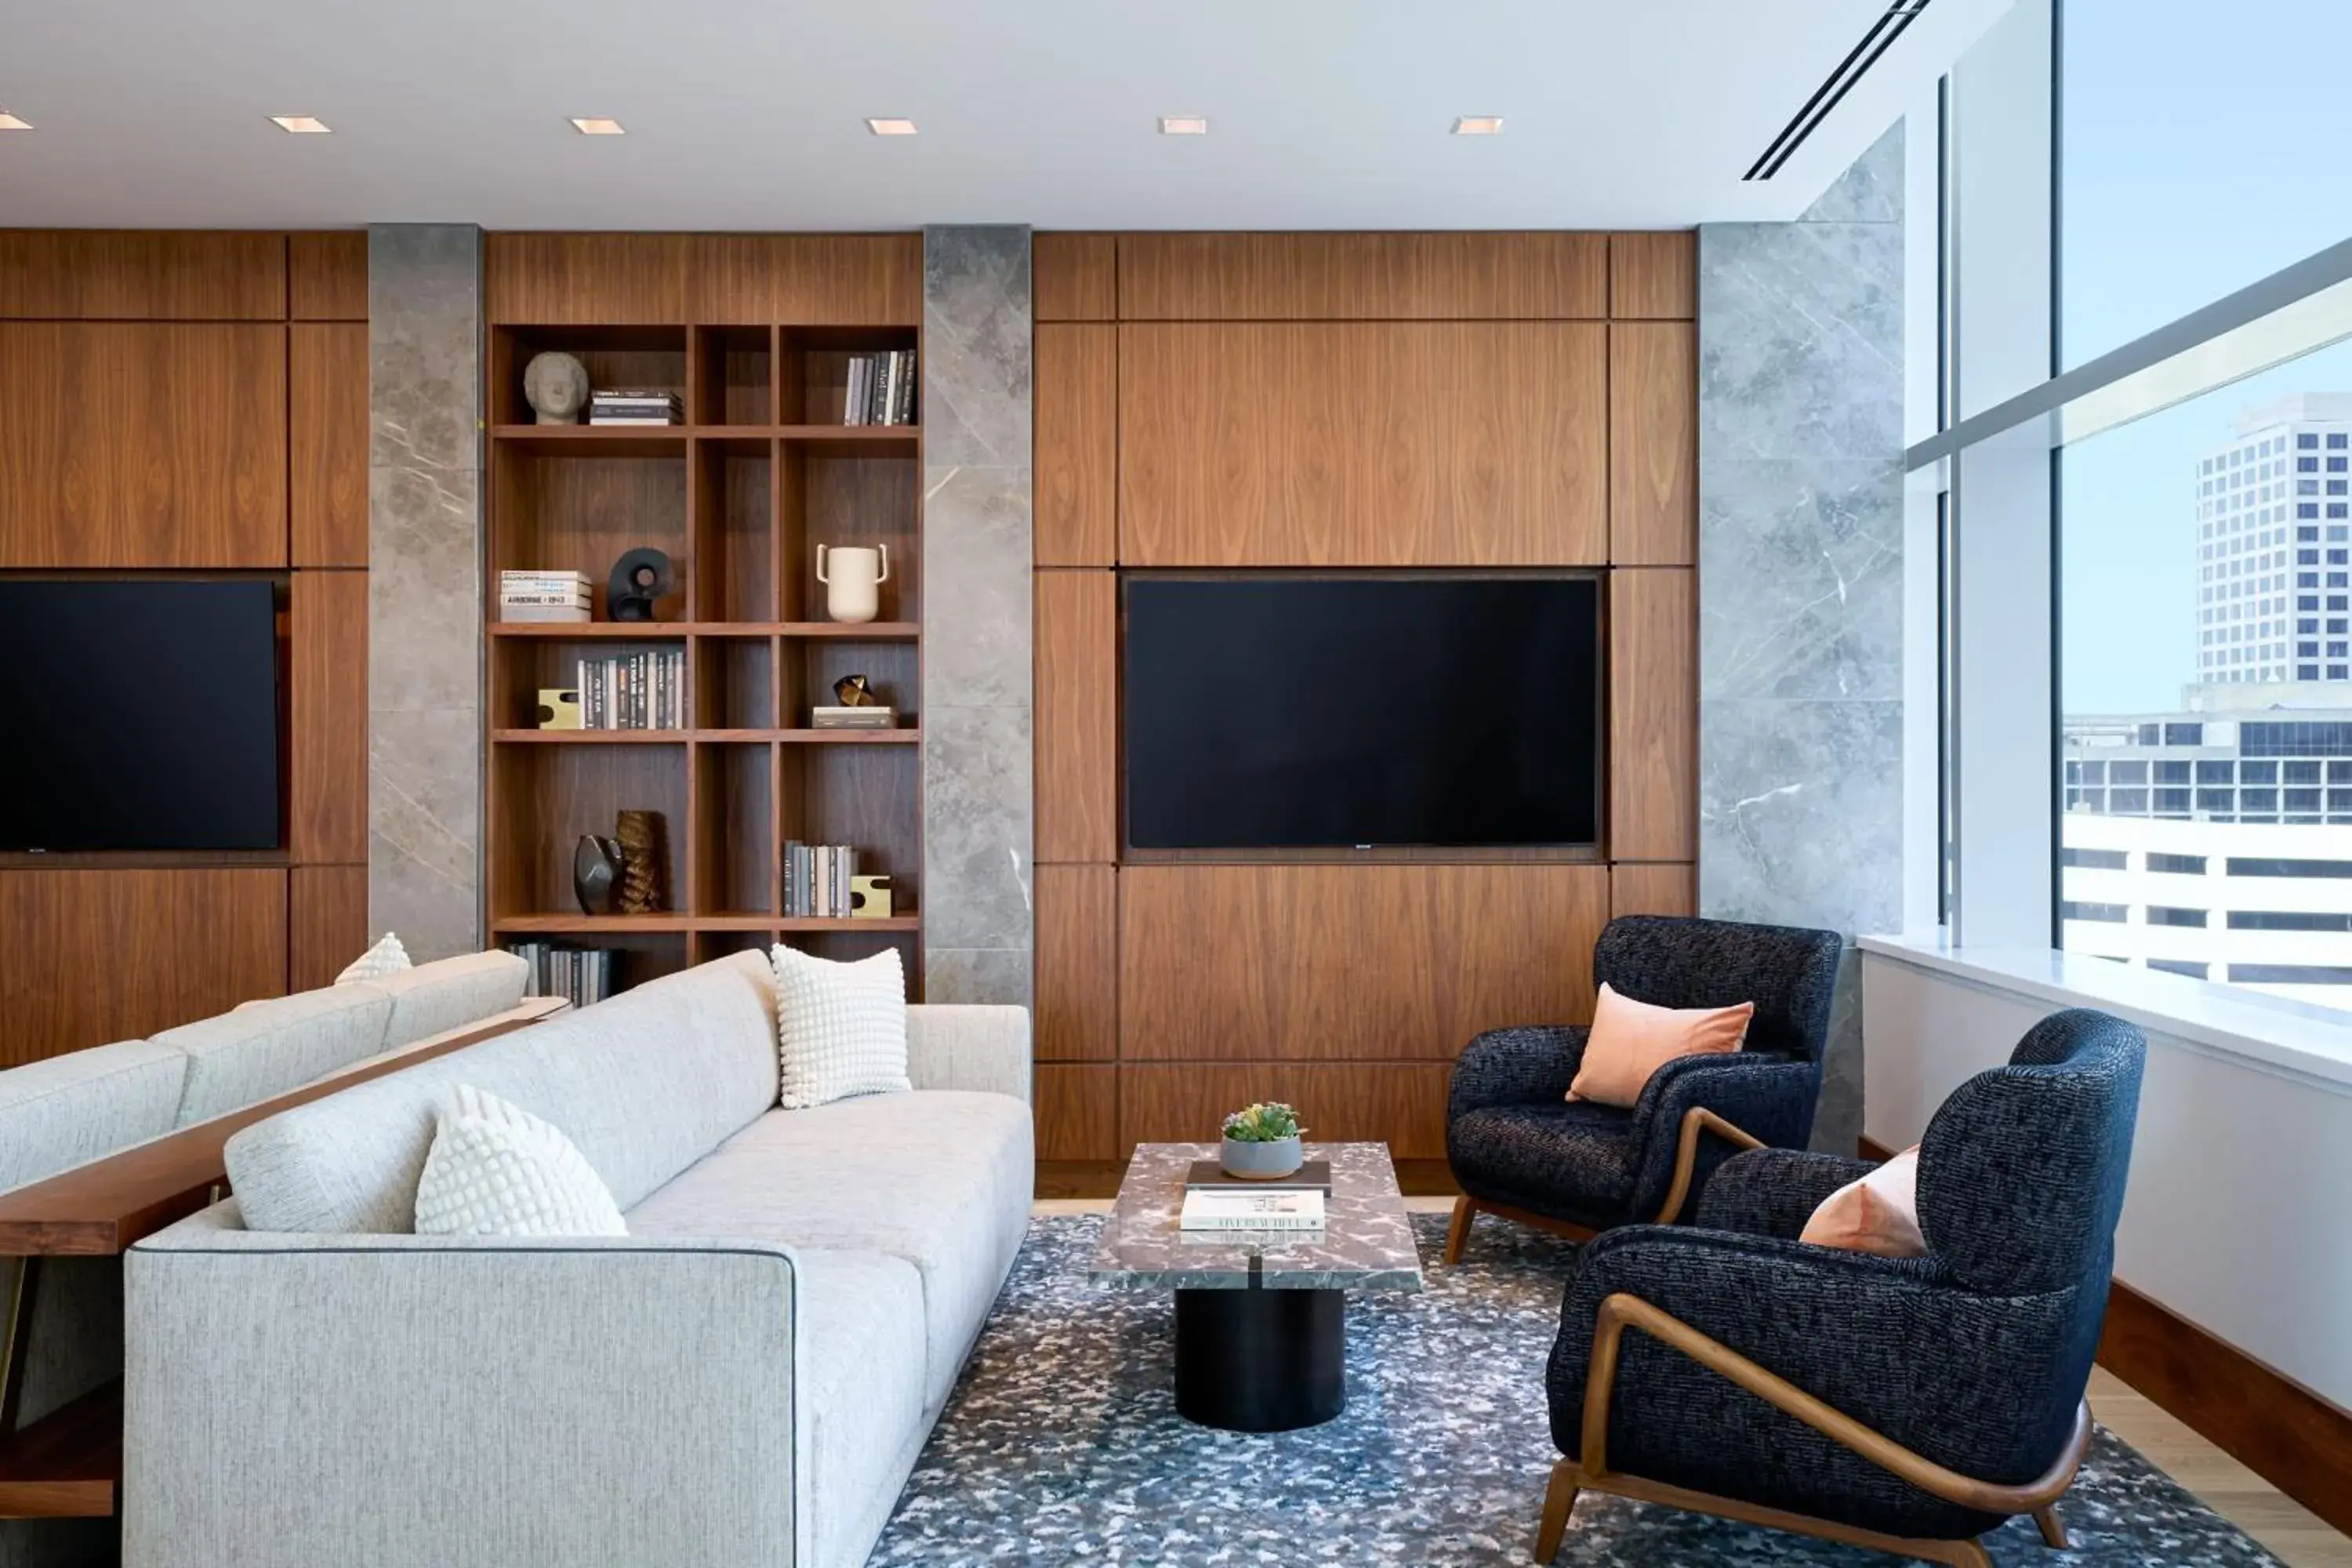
[
  {"xmin": 0, "ymin": 579, "xmax": 282, "ymax": 852},
  {"xmin": 1123, "ymin": 575, "xmax": 1602, "ymax": 851}
]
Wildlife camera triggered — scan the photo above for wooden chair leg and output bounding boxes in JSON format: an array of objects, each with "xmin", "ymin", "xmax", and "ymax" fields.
[
  {"xmin": 1944, "ymin": 1539, "xmax": 1994, "ymax": 1568},
  {"xmin": 1533, "ymin": 1459, "xmax": 1580, "ymax": 1563},
  {"xmin": 2033, "ymin": 1503, "xmax": 2068, "ymax": 1548},
  {"xmin": 1444, "ymin": 1195, "xmax": 1476, "ymax": 1265}
]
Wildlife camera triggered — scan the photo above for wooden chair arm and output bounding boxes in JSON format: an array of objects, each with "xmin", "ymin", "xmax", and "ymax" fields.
[
  {"xmin": 1581, "ymin": 1290, "xmax": 2092, "ymax": 1515},
  {"xmin": 1653, "ymin": 1108, "xmax": 1766, "ymax": 1224}
]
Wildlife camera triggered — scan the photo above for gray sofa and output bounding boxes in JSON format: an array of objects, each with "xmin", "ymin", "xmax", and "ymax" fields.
[{"xmin": 123, "ymin": 949, "xmax": 1035, "ymax": 1568}]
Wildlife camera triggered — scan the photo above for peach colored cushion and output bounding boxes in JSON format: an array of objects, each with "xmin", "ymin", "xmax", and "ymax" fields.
[
  {"xmin": 1801, "ymin": 1146, "xmax": 1927, "ymax": 1257},
  {"xmin": 1564, "ymin": 983, "xmax": 1753, "ymax": 1108}
]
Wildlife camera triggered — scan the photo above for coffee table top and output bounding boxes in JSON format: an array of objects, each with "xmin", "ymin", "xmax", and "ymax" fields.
[{"xmin": 1090, "ymin": 1142, "xmax": 1423, "ymax": 1292}]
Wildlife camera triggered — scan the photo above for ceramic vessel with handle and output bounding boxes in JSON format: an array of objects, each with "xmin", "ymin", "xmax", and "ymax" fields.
[{"xmin": 817, "ymin": 543, "xmax": 889, "ymax": 623}]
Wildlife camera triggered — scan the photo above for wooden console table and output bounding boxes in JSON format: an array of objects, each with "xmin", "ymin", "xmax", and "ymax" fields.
[{"xmin": 0, "ymin": 995, "xmax": 568, "ymax": 1517}]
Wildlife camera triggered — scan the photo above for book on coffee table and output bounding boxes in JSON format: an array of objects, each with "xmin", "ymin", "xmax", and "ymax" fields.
[
  {"xmin": 1182, "ymin": 1159, "xmax": 1331, "ymax": 1194},
  {"xmin": 1179, "ymin": 1189, "xmax": 1325, "ymax": 1232}
]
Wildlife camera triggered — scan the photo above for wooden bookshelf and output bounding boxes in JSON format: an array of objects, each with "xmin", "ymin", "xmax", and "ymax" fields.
[{"xmin": 483, "ymin": 307, "xmax": 924, "ymax": 993}]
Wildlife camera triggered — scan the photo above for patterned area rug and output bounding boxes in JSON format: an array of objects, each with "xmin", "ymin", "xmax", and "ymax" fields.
[{"xmin": 869, "ymin": 1214, "xmax": 2280, "ymax": 1566}]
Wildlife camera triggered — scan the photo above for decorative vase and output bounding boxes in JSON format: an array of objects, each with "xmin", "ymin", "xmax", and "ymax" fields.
[
  {"xmin": 523, "ymin": 352, "xmax": 590, "ymax": 425},
  {"xmin": 817, "ymin": 543, "xmax": 889, "ymax": 623},
  {"xmin": 572, "ymin": 835, "xmax": 623, "ymax": 915},
  {"xmin": 615, "ymin": 810, "xmax": 668, "ymax": 914},
  {"xmin": 1220, "ymin": 1134, "xmax": 1304, "ymax": 1181}
]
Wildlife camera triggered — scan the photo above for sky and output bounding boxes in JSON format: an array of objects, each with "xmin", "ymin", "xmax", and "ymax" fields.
[{"xmin": 2056, "ymin": 0, "xmax": 2352, "ymax": 714}]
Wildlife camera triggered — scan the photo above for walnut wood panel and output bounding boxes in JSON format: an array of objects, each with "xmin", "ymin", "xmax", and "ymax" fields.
[
  {"xmin": 1036, "ymin": 571, "xmax": 1118, "ymax": 862},
  {"xmin": 287, "ymin": 232, "xmax": 369, "ymax": 321},
  {"xmin": 291, "ymin": 322, "xmax": 370, "ymax": 566},
  {"xmin": 0, "ymin": 324, "xmax": 288, "ymax": 567},
  {"xmin": 484, "ymin": 234, "xmax": 921, "ymax": 325},
  {"xmin": 1610, "ymin": 322, "xmax": 1697, "ymax": 566},
  {"xmin": 1611, "ymin": 862, "xmax": 1697, "ymax": 920},
  {"xmin": 1037, "ymin": 864, "xmax": 1116, "ymax": 1062},
  {"xmin": 1117, "ymin": 233, "xmax": 1607, "ymax": 320},
  {"xmin": 0, "ymin": 870, "xmax": 287, "ymax": 1066},
  {"xmin": 289, "ymin": 866, "xmax": 370, "ymax": 992},
  {"xmin": 1035, "ymin": 1065, "xmax": 1120, "ymax": 1161},
  {"xmin": 1120, "ymin": 864, "xmax": 1609, "ymax": 1062},
  {"xmin": 1610, "ymin": 568, "xmax": 1697, "ymax": 861},
  {"xmin": 1119, "ymin": 1065, "xmax": 1451, "ymax": 1159},
  {"xmin": 1034, "ymin": 325, "xmax": 1117, "ymax": 566},
  {"xmin": 1610, "ymin": 231, "xmax": 1698, "ymax": 320},
  {"xmin": 1120, "ymin": 322, "xmax": 1606, "ymax": 566},
  {"xmin": 0, "ymin": 232, "xmax": 285, "ymax": 319},
  {"xmin": 1033, "ymin": 234, "xmax": 1117, "ymax": 321},
  {"xmin": 290, "ymin": 569, "xmax": 368, "ymax": 863}
]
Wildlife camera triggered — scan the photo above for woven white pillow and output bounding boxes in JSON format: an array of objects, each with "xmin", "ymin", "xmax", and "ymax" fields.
[
  {"xmin": 771, "ymin": 945, "xmax": 909, "ymax": 1109},
  {"xmin": 413, "ymin": 1084, "xmax": 626, "ymax": 1237},
  {"xmin": 336, "ymin": 932, "xmax": 412, "ymax": 984}
]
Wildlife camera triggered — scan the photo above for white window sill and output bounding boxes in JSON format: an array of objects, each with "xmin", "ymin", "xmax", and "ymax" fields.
[{"xmin": 1858, "ymin": 931, "xmax": 2352, "ymax": 1094}]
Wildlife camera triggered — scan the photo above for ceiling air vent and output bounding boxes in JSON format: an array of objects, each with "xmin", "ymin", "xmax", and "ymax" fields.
[{"xmin": 1744, "ymin": 0, "xmax": 1933, "ymax": 181}]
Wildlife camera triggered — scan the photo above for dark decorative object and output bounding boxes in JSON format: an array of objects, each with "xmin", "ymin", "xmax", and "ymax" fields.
[
  {"xmin": 607, "ymin": 548, "xmax": 674, "ymax": 622},
  {"xmin": 833, "ymin": 673, "xmax": 879, "ymax": 707},
  {"xmin": 572, "ymin": 834, "xmax": 623, "ymax": 916},
  {"xmin": 1444, "ymin": 915, "xmax": 1843, "ymax": 1260},
  {"xmin": 1535, "ymin": 1009, "xmax": 2147, "ymax": 1566},
  {"xmin": 615, "ymin": 809, "xmax": 668, "ymax": 914}
]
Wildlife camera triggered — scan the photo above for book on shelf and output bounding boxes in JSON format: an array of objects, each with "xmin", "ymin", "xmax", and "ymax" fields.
[
  {"xmin": 509, "ymin": 942, "xmax": 621, "ymax": 1009},
  {"xmin": 809, "ymin": 704, "xmax": 898, "ymax": 730},
  {"xmin": 840, "ymin": 350, "xmax": 916, "ymax": 427},
  {"xmin": 499, "ymin": 571, "xmax": 592, "ymax": 623},
  {"xmin": 575, "ymin": 649, "xmax": 686, "ymax": 730},
  {"xmin": 587, "ymin": 389, "xmax": 683, "ymax": 426},
  {"xmin": 1178, "ymin": 1189, "xmax": 1326, "ymax": 1232},
  {"xmin": 1183, "ymin": 1160, "xmax": 1332, "ymax": 1194},
  {"xmin": 782, "ymin": 842, "xmax": 863, "ymax": 918},
  {"xmin": 500, "ymin": 604, "xmax": 592, "ymax": 624}
]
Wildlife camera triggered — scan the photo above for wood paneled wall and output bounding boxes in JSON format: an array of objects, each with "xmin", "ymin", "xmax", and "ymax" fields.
[
  {"xmin": 0, "ymin": 230, "xmax": 372, "ymax": 1060},
  {"xmin": 1032, "ymin": 231, "xmax": 1698, "ymax": 1166}
]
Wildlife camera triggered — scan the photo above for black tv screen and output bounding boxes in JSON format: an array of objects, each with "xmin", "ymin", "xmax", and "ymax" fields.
[
  {"xmin": 1123, "ymin": 575, "xmax": 1601, "ymax": 850},
  {"xmin": 0, "ymin": 580, "xmax": 281, "ymax": 851}
]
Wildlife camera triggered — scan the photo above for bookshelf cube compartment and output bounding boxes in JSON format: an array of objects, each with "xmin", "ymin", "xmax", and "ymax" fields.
[
  {"xmin": 490, "ymin": 326, "xmax": 688, "ymax": 427},
  {"xmin": 783, "ymin": 447, "xmax": 920, "ymax": 623},
  {"xmin": 488, "ymin": 742, "xmax": 689, "ymax": 923},
  {"xmin": 693, "ymin": 635, "xmax": 777, "ymax": 730},
  {"xmin": 779, "ymin": 326, "xmax": 920, "ymax": 426},
  {"xmin": 779, "ymin": 742, "xmax": 920, "ymax": 921},
  {"xmin": 691, "ymin": 326, "xmax": 775, "ymax": 426},
  {"xmin": 691, "ymin": 439, "xmax": 778, "ymax": 621},
  {"xmin": 692, "ymin": 927, "xmax": 779, "ymax": 970},
  {"xmin": 492, "ymin": 636, "xmax": 691, "ymax": 733},
  {"xmin": 501, "ymin": 931, "xmax": 691, "ymax": 1001},
  {"xmin": 692, "ymin": 742, "xmax": 778, "ymax": 915},
  {"xmin": 784, "ymin": 928, "xmax": 922, "ymax": 996},
  {"xmin": 785, "ymin": 638, "xmax": 918, "ymax": 730},
  {"xmin": 489, "ymin": 446, "xmax": 690, "ymax": 622}
]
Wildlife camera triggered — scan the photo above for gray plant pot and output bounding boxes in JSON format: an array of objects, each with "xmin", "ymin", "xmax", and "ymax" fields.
[{"xmin": 1220, "ymin": 1134, "xmax": 1304, "ymax": 1180}]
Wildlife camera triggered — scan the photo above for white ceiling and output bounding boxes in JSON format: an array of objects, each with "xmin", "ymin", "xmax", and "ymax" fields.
[{"xmin": 0, "ymin": 1, "xmax": 2010, "ymax": 231}]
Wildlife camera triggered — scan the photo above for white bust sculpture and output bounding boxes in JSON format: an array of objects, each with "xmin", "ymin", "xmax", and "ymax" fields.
[{"xmin": 523, "ymin": 351, "xmax": 591, "ymax": 425}]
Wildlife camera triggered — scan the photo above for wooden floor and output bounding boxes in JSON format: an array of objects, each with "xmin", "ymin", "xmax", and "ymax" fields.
[{"xmin": 1036, "ymin": 1197, "xmax": 2352, "ymax": 1566}]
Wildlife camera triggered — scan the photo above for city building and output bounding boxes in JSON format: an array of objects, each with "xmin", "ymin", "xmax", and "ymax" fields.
[{"xmin": 2198, "ymin": 394, "xmax": 2352, "ymax": 685}]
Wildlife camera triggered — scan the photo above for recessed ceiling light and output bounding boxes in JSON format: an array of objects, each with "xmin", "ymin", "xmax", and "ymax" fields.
[
  {"xmin": 0, "ymin": 111, "xmax": 31, "ymax": 132},
  {"xmin": 570, "ymin": 117, "xmax": 626, "ymax": 136},
  {"xmin": 866, "ymin": 117, "xmax": 918, "ymax": 136},
  {"xmin": 270, "ymin": 115, "xmax": 332, "ymax": 134},
  {"xmin": 1159, "ymin": 115, "xmax": 1209, "ymax": 136},
  {"xmin": 1453, "ymin": 115, "xmax": 1504, "ymax": 136}
]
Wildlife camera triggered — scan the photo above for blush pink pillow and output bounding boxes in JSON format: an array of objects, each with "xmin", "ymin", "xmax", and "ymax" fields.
[
  {"xmin": 1800, "ymin": 1146, "xmax": 1927, "ymax": 1257},
  {"xmin": 1564, "ymin": 983, "xmax": 1754, "ymax": 1108}
]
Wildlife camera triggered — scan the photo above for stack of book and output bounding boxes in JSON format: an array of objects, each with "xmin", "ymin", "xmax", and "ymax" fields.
[
  {"xmin": 499, "ymin": 570, "xmax": 591, "ymax": 625},
  {"xmin": 842, "ymin": 351, "xmax": 916, "ymax": 426},
  {"xmin": 1178, "ymin": 1189, "xmax": 1326, "ymax": 1232},
  {"xmin": 576, "ymin": 650, "xmax": 686, "ymax": 730},
  {"xmin": 509, "ymin": 942, "xmax": 620, "ymax": 1008},
  {"xmin": 783, "ymin": 842, "xmax": 858, "ymax": 918},
  {"xmin": 588, "ymin": 389, "xmax": 683, "ymax": 426},
  {"xmin": 809, "ymin": 703, "xmax": 897, "ymax": 730}
]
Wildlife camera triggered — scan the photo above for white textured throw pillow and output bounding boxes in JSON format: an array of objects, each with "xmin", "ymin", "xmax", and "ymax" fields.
[
  {"xmin": 336, "ymin": 931, "xmax": 412, "ymax": 984},
  {"xmin": 771, "ymin": 945, "xmax": 910, "ymax": 1109},
  {"xmin": 413, "ymin": 1084, "xmax": 626, "ymax": 1237}
]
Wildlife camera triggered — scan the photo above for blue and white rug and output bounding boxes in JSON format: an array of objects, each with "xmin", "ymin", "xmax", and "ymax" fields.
[{"xmin": 870, "ymin": 1214, "xmax": 2280, "ymax": 1566}]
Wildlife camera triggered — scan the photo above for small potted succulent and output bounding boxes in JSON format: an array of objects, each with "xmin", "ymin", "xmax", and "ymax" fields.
[{"xmin": 1220, "ymin": 1102, "xmax": 1305, "ymax": 1180}]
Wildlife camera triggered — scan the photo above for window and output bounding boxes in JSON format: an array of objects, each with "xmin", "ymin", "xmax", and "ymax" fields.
[
  {"xmin": 2227, "ymin": 857, "xmax": 2352, "ymax": 877},
  {"xmin": 2060, "ymin": 902, "xmax": 2129, "ymax": 924},
  {"xmin": 2227, "ymin": 965, "xmax": 2352, "ymax": 985},
  {"xmin": 2228, "ymin": 910, "xmax": 2352, "ymax": 931},
  {"xmin": 2147, "ymin": 852, "xmax": 2207, "ymax": 873},
  {"xmin": 2146, "ymin": 906, "xmax": 2208, "ymax": 927},
  {"xmin": 2148, "ymin": 959, "xmax": 2209, "ymax": 978},
  {"xmin": 2060, "ymin": 847, "xmax": 2129, "ymax": 869}
]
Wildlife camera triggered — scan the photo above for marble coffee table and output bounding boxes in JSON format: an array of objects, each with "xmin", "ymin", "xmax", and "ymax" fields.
[{"xmin": 1091, "ymin": 1142, "xmax": 1422, "ymax": 1432}]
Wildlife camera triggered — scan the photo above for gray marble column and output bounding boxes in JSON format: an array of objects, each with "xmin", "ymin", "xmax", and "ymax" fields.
[
  {"xmin": 920, "ymin": 227, "xmax": 1034, "ymax": 1006},
  {"xmin": 1697, "ymin": 129, "xmax": 1904, "ymax": 1153},
  {"xmin": 368, "ymin": 225, "xmax": 484, "ymax": 962}
]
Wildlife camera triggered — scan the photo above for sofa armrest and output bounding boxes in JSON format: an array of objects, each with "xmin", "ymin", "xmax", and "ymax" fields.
[
  {"xmin": 905, "ymin": 1004, "xmax": 1030, "ymax": 1105},
  {"xmin": 126, "ymin": 1203, "xmax": 805, "ymax": 1568}
]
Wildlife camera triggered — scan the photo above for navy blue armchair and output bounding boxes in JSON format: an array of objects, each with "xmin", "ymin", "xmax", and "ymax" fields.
[
  {"xmin": 1444, "ymin": 915, "xmax": 1842, "ymax": 1262},
  {"xmin": 1535, "ymin": 1007, "xmax": 2147, "ymax": 1568}
]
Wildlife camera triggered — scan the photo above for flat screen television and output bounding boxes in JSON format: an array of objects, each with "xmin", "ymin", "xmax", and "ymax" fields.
[
  {"xmin": 1123, "ymin": 575, "xmax": 1601, "ymax": 850},
  {"xmin": 0, "ymin": 579, "xmax": 282, "ymax": 851}
]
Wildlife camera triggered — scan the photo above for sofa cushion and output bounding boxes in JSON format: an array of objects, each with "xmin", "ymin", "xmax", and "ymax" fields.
[
  {"xmin": 225, "ymin": 953, "xmax": 782, "ymax": 1235},
  {"xmin": 158, "ymin": 988, "xmax": 395, "ymax": 1128},
  {"xmin": 358, "ymin": 950, "xmax": 531, "ymax": 1051},
  {"xmin": 0, "ymin": 1040, "xmax": 188, "ymax": 1194},
  {"xmin": 413, "ymin": 1085, "xmax": 628, "ymax": 1238},
  {"xmin": 794, "ymin": 1248, "xmax": 928, "ymax": 1568},
  {"xmin": 626, "ymin": 1091, "xmax": 1033, "ymax": 1410}
]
